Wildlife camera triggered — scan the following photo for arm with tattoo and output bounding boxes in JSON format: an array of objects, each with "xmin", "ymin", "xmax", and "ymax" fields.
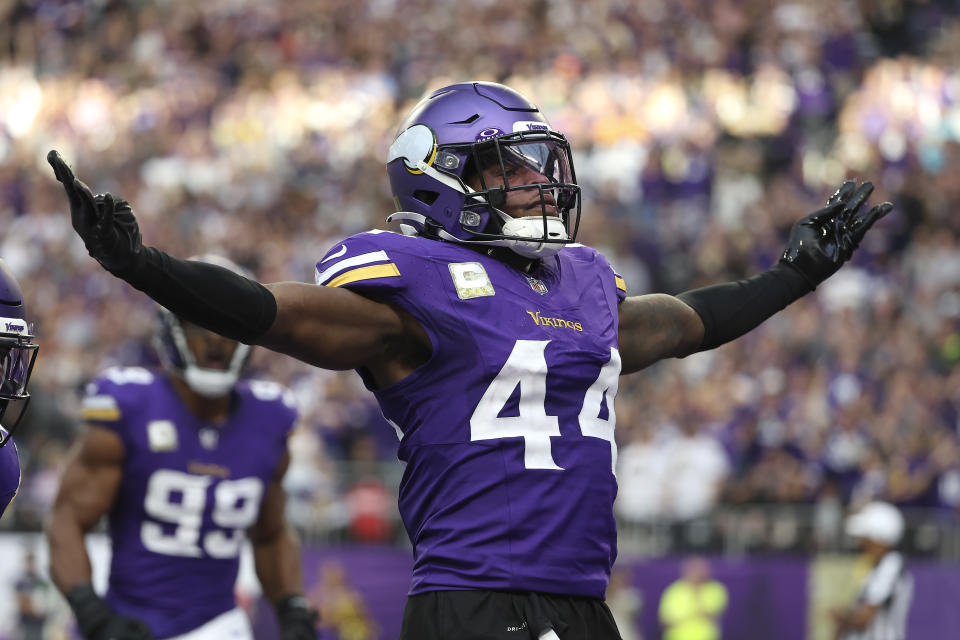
[{"xmin": 618, "ymin": 294, "xmax": 704, "ymax": 374}]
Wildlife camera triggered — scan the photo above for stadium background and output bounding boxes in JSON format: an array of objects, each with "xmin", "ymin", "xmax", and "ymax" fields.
[{"xmin": 1, "ymin": 0, "xmax": 959, "ymax": 637}]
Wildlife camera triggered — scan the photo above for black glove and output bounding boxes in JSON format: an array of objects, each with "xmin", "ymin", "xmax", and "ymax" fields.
[
  {"xmin": 780, "ymin": 179, "xmax": 893, "ymax": 289},
  {"xmin": 66, "ymin": 585, "xmax": 154, "ymax": 640},
  {"xmin": 276, "ymin": 594, "xmax": 318, "ymax": 640},
  {"xmin": 47, "ymin": 150, "xmax": 144, "ymax": 277}
]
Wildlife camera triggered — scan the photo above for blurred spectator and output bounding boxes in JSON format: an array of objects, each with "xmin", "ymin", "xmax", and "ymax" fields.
[
  {"xmin": 607, "ymin": 567, "xmax": 644, "ymax": 640},
  {"xmin": 14, "ymin": 552, "xmax": 51, "ymax": 640},
  {"xmin": 658, "ymin": 557, "xmax": 728, "ymax": 640},
  {"xmin": 660, "ymin": 420, "xmax": 730, "ymax": 522},
  {"xmin": 616, "ymin": 423, "xmax": 667, "ymax": 523},
  {"xmin": 309, "ymin": 560, "xmax": 378, "ymax": 640}
]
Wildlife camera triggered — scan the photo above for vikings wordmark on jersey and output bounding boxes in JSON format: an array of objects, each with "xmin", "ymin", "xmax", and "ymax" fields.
[
  {"xmin": 316, "ymin": 230, "xmax": 626, "ymax": 599},
  {"xmin": 80, "ymin": 367, "xmax": 297, "ymax": 638}
]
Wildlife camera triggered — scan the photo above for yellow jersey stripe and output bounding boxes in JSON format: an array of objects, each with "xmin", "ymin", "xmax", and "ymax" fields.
[
  {"xmin": 81, "ymin": 408, "xmax": 121, "ymax": 421},
  {"xmin": 326, "ymin": 263, "xmax": 401, "ymax": 288},
  {"xmin": 615, "ymin": 276, "xmax": 626, "ymax": 292}
]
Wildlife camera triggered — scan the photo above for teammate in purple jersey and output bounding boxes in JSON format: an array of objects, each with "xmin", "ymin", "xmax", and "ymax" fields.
[
  {"xmin": 45, "ymin": 256, "xmax": 317, "ymax": 640},
  {"xmin": 49, "ymin": 81, "xmax": 892, "ymax": 639},
  {"xmin": 0, "ymin": 259, "xmax": 40, "ymax": 520}
]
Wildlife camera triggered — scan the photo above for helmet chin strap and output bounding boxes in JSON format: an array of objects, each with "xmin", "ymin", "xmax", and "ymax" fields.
[
  {"xmin": 183, "ymin": 365, "xmax": 240, "ymax": 399},
  {"xmin": 387, "ymin": 211, "xmax": 568, "ymax": 258},
  {"xmin": 499, "ymin": 216, "xmax": 569, "ymax": 258},
  {"xmin": 164, "ymin": 313, "xmax": 250, "ymax": 398},
  {"xmin": 391, "ymin": 161, "xmax": 569, "ymax": 258}
]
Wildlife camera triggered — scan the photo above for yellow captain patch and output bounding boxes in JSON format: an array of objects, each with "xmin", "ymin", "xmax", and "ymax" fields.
[
  {"xmin": 615, "ymin": 275, "xmax": 626, "ymax": 292},
  {"xmin": 449, "ymin": 262, "xmax": 495, "ymax": 299},
  {"xmin": 147, "ymin": 420, "xmax": 178, "ymax": 452},
  {"xmin": 326, "ymin": 263, "xmax": 401, "ymax": 288}
]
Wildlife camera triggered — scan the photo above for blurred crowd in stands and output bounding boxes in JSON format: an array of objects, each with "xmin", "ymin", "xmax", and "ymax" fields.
[{"xmin": 1, "ymin": 0, "xmax": 959, "ymax": 550}]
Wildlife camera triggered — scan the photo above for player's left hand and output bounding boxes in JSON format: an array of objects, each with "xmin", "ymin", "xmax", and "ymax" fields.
[
  {"xmin": 94, "ymin": 615, "xmax": 154, "ymax": 640},
  {"xmin": 47, "ymin": 150, "xmax": 144, "ymax": 277},
  {"xmin": 780, "ymin": 179, "xmax": 892, "ymax": 289},
  {"xmin": 276, "ymin": 594, "xmax": 318, "ymax": 640}
]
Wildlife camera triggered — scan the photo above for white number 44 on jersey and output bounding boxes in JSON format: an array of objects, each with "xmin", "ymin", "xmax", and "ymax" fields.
[{"xmin": 470, "ymin": 339, "xmax": 620, "ymax": 473}]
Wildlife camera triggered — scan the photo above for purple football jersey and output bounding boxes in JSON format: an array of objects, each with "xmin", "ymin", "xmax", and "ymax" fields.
[
  {"xmin": 316, "ymin": 231, "xmax": 626, "ymax": 599},
  {"xmin": 80, "ymin": 367, "xmax": 297, "ymax": 638},
  {"xmin": 0, "ymin": 428, "xmax": 20, "ymax": 519}
]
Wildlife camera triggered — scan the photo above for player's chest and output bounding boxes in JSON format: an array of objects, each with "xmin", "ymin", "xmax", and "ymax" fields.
[
  {"xmin": 427, "ymin": 258, "xmax": 618, "ymax": 347},
  {"xmin": 125, "ymin": 414, "xmax": 273, "ymax": 484},
  {"xmin": 123, "ymin": 421, "xmax": 273, "ymax": 558}
]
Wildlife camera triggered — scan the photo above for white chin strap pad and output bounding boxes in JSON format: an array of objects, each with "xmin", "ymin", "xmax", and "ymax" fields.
[
  {"xmin": 184, "ymin": 366, "xmax": 239, "ymax": 398},
  {"xmin": 500, "ymin": 217, "xmax": 569, "ymax": 258}
]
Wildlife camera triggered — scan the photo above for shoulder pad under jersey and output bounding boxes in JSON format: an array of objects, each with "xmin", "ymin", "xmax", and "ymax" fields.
[{"xmin": 314, "ymin": 230, "xmax": 433, "ymax": 295}]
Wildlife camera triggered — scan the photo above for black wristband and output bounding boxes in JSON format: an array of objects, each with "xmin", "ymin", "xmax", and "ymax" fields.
[
  {"xmin": 677, "ymin": 261, "xmax": 813, "ymax": 352},
  {"xmin": 121, "ymin": 247, "xmax": 277, "ymax": 344},
  {"xmin": 65, "ymin": 584, "xmax": 112, "ymax": 638},
  {"xmin": 276, "ymin": 593, "xmax": 311, "ymax": 616}
]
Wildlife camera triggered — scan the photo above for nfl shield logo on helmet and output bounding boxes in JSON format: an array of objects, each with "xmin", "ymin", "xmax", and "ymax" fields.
[{"xmin": 526, "ymin": 276, "xmax": 548, "ymax": 295}]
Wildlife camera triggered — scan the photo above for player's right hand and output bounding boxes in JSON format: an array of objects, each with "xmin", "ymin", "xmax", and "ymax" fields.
[
  {"xmin": 47, "ymin": 150, "xmax": 144, "ymax": 277},
  {"xmin": 66, "ymin": 584, "xmax": 154, "ymax": 640},
  {"xmin": 779, "ymin": 179, "xmax": 892, "ymax": 289}
]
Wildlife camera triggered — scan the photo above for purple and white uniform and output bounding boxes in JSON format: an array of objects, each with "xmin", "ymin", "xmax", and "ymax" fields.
[
  {"xmin": 316, "ymin": 230, "xmax": 626, "ymax": 599},
  {"xmin": 80, "ymin": 367, "xmax": 297, "ymax": 638}
]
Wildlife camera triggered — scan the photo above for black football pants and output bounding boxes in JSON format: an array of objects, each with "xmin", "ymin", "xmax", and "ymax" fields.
[{"xmin": 399, "ymin": 589, "xmax": 624, "ymax": 640}]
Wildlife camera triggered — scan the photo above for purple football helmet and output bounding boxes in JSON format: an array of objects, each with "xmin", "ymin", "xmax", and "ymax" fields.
[
  {"xmin": 152, "ymin": 254, "xmax": 252, "ymax": 398},
  {"xmin": 386, "ymin": 82, "xmax": 581, "ymax": 259},
  {"xmin": 0, "ymin": 260, "xmax": 37, "ymax": 519},
  {"xmin": 0, "ymin": 259, "xmax": 38, "ymax": 449}
]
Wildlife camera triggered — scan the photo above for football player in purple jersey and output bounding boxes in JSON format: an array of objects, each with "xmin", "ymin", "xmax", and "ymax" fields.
[
  {"xmin": 0, "ymin": 259, "xmax": 40, "ymax": 520},
  {"xmin": 45, "ymin": 255, "xmax": 317, "ymax": 640},
  {"xmin": 49, "ymin": 82, "xmax": 891, "ymax": 639}
]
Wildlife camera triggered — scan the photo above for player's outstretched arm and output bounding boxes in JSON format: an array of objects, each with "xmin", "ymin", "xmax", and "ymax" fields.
[
  {"xmin": 619, "ymin": 180, "xmax": 891, "ymax": 375},
  {"xmin": 47, "ymin": 150, "xmax": 416, "ymax": 374},
  {"xmin": 46, "ymin": 426, "xmax": 153, "ymax": 640},
  {"xmin": 249, "ymin": 452, "xmax": 318, "ymax": 639},
  {"xmin": 618, "ymin": 294, "xmax": 705, "ymax": 373}
]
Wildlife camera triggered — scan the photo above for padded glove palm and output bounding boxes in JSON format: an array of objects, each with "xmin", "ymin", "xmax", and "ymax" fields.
[{"xmin": 780, "ymin": 180, "xmax": 892, "ymax": 288}]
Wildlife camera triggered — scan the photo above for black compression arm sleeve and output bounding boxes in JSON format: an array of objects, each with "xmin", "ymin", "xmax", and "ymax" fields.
[
  {"xmin": 676, "ymin": 262, "xmax": 813, "ymax": 352},
  {"xmin": 122, "ymin": 246, "xmax": 277, "ymax": 344}
]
